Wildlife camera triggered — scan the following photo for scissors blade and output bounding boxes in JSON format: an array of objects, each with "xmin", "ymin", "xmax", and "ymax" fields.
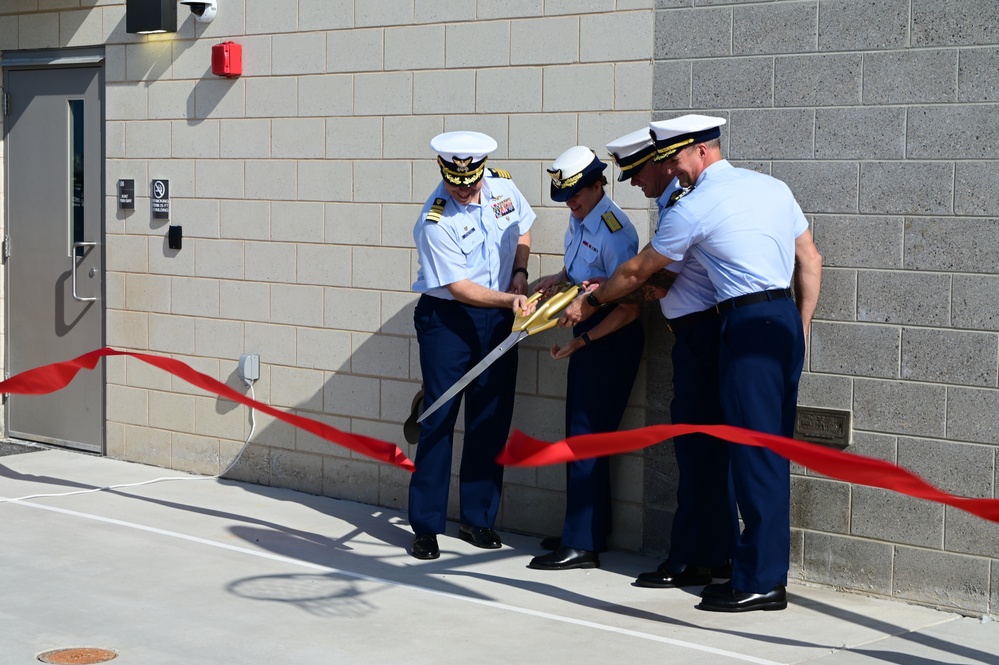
[{"xmin": 417, "ymin": 330, "xmax": 527, "ymax": 424}]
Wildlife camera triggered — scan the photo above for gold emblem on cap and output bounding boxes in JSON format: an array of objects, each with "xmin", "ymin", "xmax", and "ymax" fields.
[
  {"xmin": 453, "ymin": 157, "xmax": 473, "ymax": 172},
  {"xmin": 546, "ymin": 168, "xmax": 583, "ymax": 190}
]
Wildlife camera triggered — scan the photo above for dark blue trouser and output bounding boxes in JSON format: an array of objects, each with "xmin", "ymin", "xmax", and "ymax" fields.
[
  {"xmin": 409, "ymin": 296, "xmax": 518, "ymax": 535},
  {"xmin": 561, "ymin": 308, "xmax": 644, "ymax": 552},
  {"xmin": 718, "ymin": 297, "xmax": 804, "ymax": 593},
  {"xmin": 667, "ymin": 312, "xmax": 739, "ymax": 569}
]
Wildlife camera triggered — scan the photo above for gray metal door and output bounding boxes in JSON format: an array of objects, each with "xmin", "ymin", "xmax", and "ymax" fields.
[{"xmin": 4, "ymin": 64, "xmax": 105, "ymax": 452}]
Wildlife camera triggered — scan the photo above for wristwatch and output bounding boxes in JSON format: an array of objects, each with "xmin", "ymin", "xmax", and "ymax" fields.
[{"xmin": 585, "ymin": 292, "xmax": 602, "ymax": 309}]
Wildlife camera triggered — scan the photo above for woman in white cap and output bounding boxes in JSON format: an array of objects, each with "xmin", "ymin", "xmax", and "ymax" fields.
[
  {"xmin": 526, "ymin": 146, "xmax": 643, "ymax": 570},
  {"xmin": 409, "ymin": 131, "xmax": 535, "ymax": 560}
]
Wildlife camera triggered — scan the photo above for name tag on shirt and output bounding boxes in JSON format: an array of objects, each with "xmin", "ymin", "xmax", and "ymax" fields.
[
  {"xmin": 492, "ymin": 197, "xmax": 515, "ymax": 217},
  {"xmin": 461, "ymin": 226, "xmax": 478, "ymax": 240}
]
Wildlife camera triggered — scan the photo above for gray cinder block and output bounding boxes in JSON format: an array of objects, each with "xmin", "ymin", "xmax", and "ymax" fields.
[
  {"xmin": 775, "ymin": 53, "xmax": 862, "ymax": 107},
  {"xmin": 854, "ymin": 378, "xmax": 946, "ymax": 437},
  {"xmin": 901, "ymin": 328, "xmax": 998, "ymax": 387},
  {"xmin": 811, "ymin": 321, "xmax": 900, "ymax": 378}
]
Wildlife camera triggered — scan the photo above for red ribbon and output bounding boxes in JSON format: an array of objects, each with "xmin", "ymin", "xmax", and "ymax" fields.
[
  {"xmin": 0, "ymin": 348, "xmax": 415, "ymax": 472},
  {"xmin": 498, "ymin": 424, "xmax": 999, "ymax": 524}
]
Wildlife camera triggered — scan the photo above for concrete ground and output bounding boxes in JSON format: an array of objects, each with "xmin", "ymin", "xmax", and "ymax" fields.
[{"xmin": 2, "ymin": 446, "xmax": 998, "ymax": 665}]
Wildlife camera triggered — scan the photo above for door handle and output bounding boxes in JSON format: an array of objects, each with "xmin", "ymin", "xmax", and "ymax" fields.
[{"xmin": 71, "ymin": 241, "xmax": 97, "ymax": 302}]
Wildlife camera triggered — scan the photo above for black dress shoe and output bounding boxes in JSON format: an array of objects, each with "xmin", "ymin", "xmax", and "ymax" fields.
[
  {"xmin": 540, "ymin": 535, "xmax": 561, "ymax": 550},
  {"xmin": 700, "ymin": 580, "xmax": 731, "ymax": 599},
  {"xmin": 696, "ymin": 584, "xmax": 787, "ymax": 612},
  {"xmin": 635, "ymin": 563, "xmax": 712, "ymax": 588},
  {"xmin": 458, "ymin": 524, "xmax": 502, "ymax": 549},
  {"xmin": 528, "ymin": 546, "xmax": 599, "ymax": 570},
  {"xmin": 411, "ymin": 533, "xmax": 439, "ymax": 560}
]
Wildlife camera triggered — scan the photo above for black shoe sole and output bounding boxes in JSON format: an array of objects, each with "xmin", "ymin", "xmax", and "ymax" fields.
[
  {"xmin": 696, "ymin": 600, "xmax": 787, "ymax": 612},
  {"xmin": 528, "ymin": 560, "xmax": 599, "ymax": 570}
]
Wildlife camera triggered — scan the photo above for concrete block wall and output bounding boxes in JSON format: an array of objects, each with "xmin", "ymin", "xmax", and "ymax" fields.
[
  {"xmin": 0, "ymin": 2, "xmax": 658, "ymax": 552},
  {"xmin": 651, "ymin": 0, "xmax": 999, "ymax": 615}
]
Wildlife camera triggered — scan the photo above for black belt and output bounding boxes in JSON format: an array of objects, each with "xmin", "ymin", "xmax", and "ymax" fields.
[
  {"xmin": 715, "ymin": 288, "xmax": 793, "ymax": 313},
  {"xmin": 666, "ymin": 307, "xmax": 718, "ymax": 333}
]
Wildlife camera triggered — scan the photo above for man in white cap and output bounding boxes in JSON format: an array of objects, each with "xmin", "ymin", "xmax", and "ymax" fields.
[
  {"xmin": 606, "ymin": 128, "xmax": 740, "ymax": 591},
  {"xmin": 409, "ymin": 131, "xmax": 535, "ymax": 560},
  {"xmin": 562, "ymin": 114, "xmax": 822, "ymax": 611}
]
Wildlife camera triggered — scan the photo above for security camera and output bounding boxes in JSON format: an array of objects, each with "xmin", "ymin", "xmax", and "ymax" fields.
[{"xmin": 179, "ymin": 0, "xmax": 217, "ymax": 23}]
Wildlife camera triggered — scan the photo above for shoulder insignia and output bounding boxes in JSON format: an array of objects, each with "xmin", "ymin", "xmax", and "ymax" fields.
[
  {"xmin": 601, "ymin": 211, "xmax": 623, "ymax": 233},
  {"xmin": 489, "ymin": 168, "xmax": 512, "ymax": 179},
  {"xmin": 426, "ymin": 197, "xmax": 446, "ymax": 224},
  {"xmin": 666, "ymin": 185, "xmax": 695, "ymax": 208}
]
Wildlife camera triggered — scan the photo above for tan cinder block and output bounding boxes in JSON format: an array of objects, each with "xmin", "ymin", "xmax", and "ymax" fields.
[
  {"xmin": 511, "ymin": 16, "xmax": 579, "ymax": 66},
  {"xmin": 271, "ymin": 201, "xmax": 324, "ymax": 242},
  {"xmin": 148, "ymin": 236, "xmax": 196, "ymax": 277},
  {"xmin": 221, "ymin": 200, "xmax": 270, "ymax": 240},
  {"xmin": 245, "ymin": 241, "xmax": 297, "ymax": 283},
  {"xmin": 385, "ymin": 24, "xmax": 445, "ymax": 71},
  {"xmin": 194, "ymin": 159, "xmax": 246, "ymax": 199},
  {"xmin": 272, "ymin": 118, "xmax": 325, "ymax": 159},
  {"xmin": 380, "ymin": 378, "xmax": 423, "ymax": 422},
  {"xmin": 106, "ymin": 272, "xmax": 125, "ymax": 310},
  {"xmin": 125, "ymin": 273, "xmax": 171, "ymax": 313},
  {"xmin": 171, "ymin": 39, "xmax": 214, "ymax": 79},
  {"xmin": 378, "ymin": 462, "xmax": 412, "ymax": 509},
  {"xmin": 125, "ymin": 355, "xmax": 172, "ymax": 391},
  {"xmin": 326, "ymin": 116, "xmax": 383, "ymax": 159},
  {"xmin": 149, "ymin": 81, "xmax": 196, "ymax": 121},
  {"xmin": 296, "ymin": 327, "xmax": 352, "ymax": 371},
  {"xmin": 195, "ymin": 239, "xmax": 245, "ymax": 279},
  {"xmin": 109, "ymin": 384, "xmax": 149, "ymax": 426},
  {"xmin": 194, "ymin": 79, "xmax": 246, "ymax": 120},
  {"xmin": 246, "ymin": 77, "xmax": 298, "ymax": 118},
  {"xmin": 501, "ymin": 485, "xmax": 565, "ymax": 535},
  {"xmin": 297, "ymin": 245, "xmax": 351, "ymax": 288},
  {"xmin": 245, "ymin": 411, "xmax": 296, "ymax": 451},
  {"xmin": 106, "ymin": 421, "xmax": 125, "ymax": 459},
  {"xmin": 325, "ymin": 287, "xmax": 380, "ymax": 332},
  {"xmin": 195, "ymin": 317, "xmax": 244, "ymax": 359},
  {"xmin": 614, "ymin": 61, "xmax": 654, "ymax": 111},
  {"xmin": 272, "ymin": 32, "xmax": 326, "ymax": 76},
  {"xmin": 271, "ymin": 283, "xmax": 324, "ymax": 326},
  {"xmin": 126, "ymin": 41, "xmax": 172, "ymax": 82},
  {"xmin": 18, "ymin": 12, "xmax": 59, "ymax": 49},
  {"xmin": 194, "ymin": 394, "xmax": 245, "ymax": 440},
  {"xmin": 581, "ymin": 10, "xmax": 654, "ymax": 62},
  {"xmin": 173, "ymin": 198, "xmax": 220, "ymax": 238},
  {"xmin": 353, "ymin": 161, "xmax": 412, "ymax": 203},
  {"xmin": 356, "ymin": 0, "xmax": 413, "ymax": 27},
  {"xmin": 107, "ymin": 233, "xmax": 149, "ymax": 274},
  {"xmin": 384, "ymin": 116, "xmax": 445, "ymax": 159},
  {"xmin": 323, "ymin": 458, "xmax": 380, "ymax": 504},
  {"xmin": 324, "ymin": 371, "xmax": 381, "ymax": 418},
  {"xmin": 245, "ymin": 322, "xmax": 297, "ymax": 367},
  {"xmin": 220, "ymin": 119, "xmax": 271, "ymax": 159},
  {"xmin": 108, "ymin": 310, "xmax": 149, "ymax": 349},
  {"xmin": 149, "ymin": 390, "xmax": 196, "ymax": 433},
  {"xmin": 171, "ymin": 277, "xmax": 220, "ymax": 318},
  {"xmin": 246, "ymin": 160, "xmax": 297, "ymax": 201},
  {"xmin": 62, "ymin": 9, "xmax": 104, "ymax": 47},
  {"xmin": 327, "ymin": 28, "xmax": 384, "ymax": 73},
  {"xmin": 299, "ymin": 160, "xmax": 353, "ymax": 203},
  {"xmin": 414, "ymin": 70, "xmax": 476, "ymax": 115},
  {"xmin": 352, "ymin": 246, "xmax": 412, "ymax": 291},
  {"xmin": 351, "ymin": 332, "xmax": 411, "ymax": 379},
  {"xmin": 171, "ymin": 432, "xmax": 222, "ymax": 475},
  {"xmin": 148, "ymin": 158, "xmax": 196, "ymax": 196},
  {"xmin": 380, "ymin": 290, "xmax": 418, "ymax": 335},
  {"xmin": 172, "ymin": 118, "xmax": 219, "ymax": 158},
  {"xmin": 543, "ymin": 63, "xmax": 614, "ymax": 112},
  {"xmin": 270, "ymin": 448, "xmax": 324, "ymax": 495},
  {"xmin": 300, "ymin": 0, "xmax": 352, "ymax": 31},
  {"xmin": 124, "ymin": 423, "xmax": 171, "ymax": 467},
  {"xmin": 324, "ymin": 203, "xmax": 380, "ymax": 245},
  {"xmin": 381, "ymin": 204, "xmax": 421, "ymax": 248},
  {"xmin": 221, "ymin": 280, "xmax": 271, "ymax": 323},
  {"xmin": 169, "ymin": 354, "xmax": 220, "ymax": 396},
  {"xmin": 446, "ymin": 21, "xmax": 510, "ymax": 68},
  {"xmin": 107, "ymin": 83, "xmax": 148, "ymax": 120},
  {"xmin": 148, "ymin": 313, "xmax": 196, "ymax": 355},
  {"xmin": 354, "ymin": 72, "xmax": 413, "ymax": 116},
  {"xmin": 270, "ymin": 365, "xmax": 325, "ymax": 411}
]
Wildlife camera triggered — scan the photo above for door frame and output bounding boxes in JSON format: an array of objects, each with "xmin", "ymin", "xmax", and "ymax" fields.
[{"xmin": 1, "ymin": 46, "xmax": 107, "ymax": 453}]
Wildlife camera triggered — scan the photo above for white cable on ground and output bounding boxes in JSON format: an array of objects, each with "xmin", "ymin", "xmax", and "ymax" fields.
[{"xmin": 0, "ymin": 383, "xmax": 258, "ymax": 504}]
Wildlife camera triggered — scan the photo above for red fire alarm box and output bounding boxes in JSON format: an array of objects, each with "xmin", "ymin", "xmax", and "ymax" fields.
[{"xmin": 211, "ymin": 41, "xmax": 242, "ymax": 78}]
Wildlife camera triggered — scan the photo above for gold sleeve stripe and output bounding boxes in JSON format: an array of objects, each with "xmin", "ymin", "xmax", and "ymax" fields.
[
  {"xmin": 489, "ymin": 168, "xmax": 512, "ymax": 179},
  {"xmin": 601, "ymin": 211, "xmax": 622, "ymax": 233},
  {"xmin": 426, "ymin": 197, "xmax": 446, "ymax": 223}
]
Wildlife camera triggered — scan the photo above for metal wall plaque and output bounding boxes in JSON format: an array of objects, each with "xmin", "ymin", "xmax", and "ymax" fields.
[
  {"xmin": 794, "ymin": 406, "xmax": 851, "ymax": 449},
  {"xmin": 151, "ymin": 179, "xmax": 170, "ymax": 220},
  {"xmin": 118, "ymin": 179, "xmax": 134, "ymax": 210}
]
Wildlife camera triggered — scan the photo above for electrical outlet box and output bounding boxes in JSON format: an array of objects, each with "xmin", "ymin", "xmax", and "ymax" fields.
[{"xmin": 238, "ymin": 353, "xmax": 259, "ymax": 385}]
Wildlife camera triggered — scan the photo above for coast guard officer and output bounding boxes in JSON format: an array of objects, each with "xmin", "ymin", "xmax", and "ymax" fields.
[
  {"xmin": 409, "ymin": 131, "xmax": 535, "ymax": 560},
  {"xmin": 527, "ymin": 146, "xmax": 643, "ymax": 571},
  {"xmin": 560, "ymin": 115, "xmax": 822, "ymax": 611},
  {"xmin": 605, "ymin": 128, "xmax": 739, "ymax": 590}
]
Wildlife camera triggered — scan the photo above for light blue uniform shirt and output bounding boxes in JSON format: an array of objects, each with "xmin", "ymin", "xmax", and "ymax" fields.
[
  {"xmin": 651, "ymin": 160, "xmax": 808, "ymax": 304},
  {"xmin": 655, "ymin": 181, "xmax": 717, "ymax": 319},
  {"xmin": 413, "ymin": 172, "xmax": 535, "ymax": 300},
  {"xmin": 563, "ymin": 194, "xmax": 638, "ymax": 285}
]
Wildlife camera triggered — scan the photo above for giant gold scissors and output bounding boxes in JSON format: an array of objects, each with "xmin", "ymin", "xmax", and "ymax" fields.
[{"xmin": 417, "ymin": 285, "xmax": 581, "ymax": 424}]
